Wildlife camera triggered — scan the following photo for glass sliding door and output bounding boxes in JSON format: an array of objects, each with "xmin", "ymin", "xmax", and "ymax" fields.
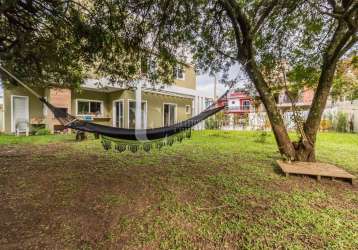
[
  {"xmin": 114, "ymin": 100, "xmax": 124, "ymax": 128},
  {"xmin": 128, "ymin": 101, "xmax": 147, "ymax": 129},
  {"xmin": 163, "ymin": 104, "xmax": 176, "ymax": 126}
]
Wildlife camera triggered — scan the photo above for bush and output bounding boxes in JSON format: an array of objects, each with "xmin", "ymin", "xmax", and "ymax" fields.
[
  {"xmin": 35, "ymin": 128, "xmax": 51, "ymax": 136},
  {"xmin": 30, "ymin": 124, "xmax": 45, "ymax": 135},
  {"xmin": 255, "ymin": 131, "xmax": 268, "ymax": 143},
  {"xmin": 205, "ymin": 117, "xmax": 220, "ymax": 129},
  {"xmin": 336, "ymin": 112, "xmax": 348, "ymax": 132}
]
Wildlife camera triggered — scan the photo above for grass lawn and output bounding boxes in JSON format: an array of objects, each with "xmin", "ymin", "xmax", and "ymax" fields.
[{"xmin": 0, "ymin": 131, "xmax": 357, "ymax": 249}]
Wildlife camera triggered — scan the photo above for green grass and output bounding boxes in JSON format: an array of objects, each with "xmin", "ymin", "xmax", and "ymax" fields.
[
  {"xmin": 0, "ymin": 133, "xmax": 74, "ymax": 144},
  {"xmin": 0, "ymin": 130, "xmax": 357, "ymax": 249}
]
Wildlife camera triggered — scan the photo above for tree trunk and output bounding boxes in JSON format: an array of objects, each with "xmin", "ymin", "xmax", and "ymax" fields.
[
  {"xmin": 244, "ymin": 57, "xmax": 296, "ymax": 160},
  {"xmin": 220, "ymin": 0, "xmax": 356, "ymax": 163},
  {"xmin": 293, "ymin": 140, "xmax": 315, "ymax": 162}
]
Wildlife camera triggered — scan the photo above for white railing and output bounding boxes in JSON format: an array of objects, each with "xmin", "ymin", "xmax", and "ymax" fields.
[{"xmin": 227, "ymin": 105, "xmax": 253, "ymax": 112}]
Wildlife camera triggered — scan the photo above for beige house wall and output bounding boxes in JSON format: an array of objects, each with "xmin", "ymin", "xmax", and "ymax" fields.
[
  {"xmin": 174, "ymin": 66, "xmax": 196, "ymax": 90},
  {"xmin": 3, "ymin": 86, "xmax": 45, "ymax": 133},
  {"xmin": 4, "ymin": 86, "xmax": 194, "ymax": 133},
  {"xmin": 106, "ymin": 90, "xmax": 192, "ymax": 128},
  {"xmin": 3, "ymin": 64, "xmax": 196, "ymax": 133}
]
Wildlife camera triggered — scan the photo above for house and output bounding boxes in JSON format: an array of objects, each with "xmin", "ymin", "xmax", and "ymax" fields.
[
  {"xmin": 2, "ymin": 65, "xmax": 210, "ymax": 134},
  {"xmin": 276, "ymin": 87, "xmax": 314, "ymax": 112},
  {"xmin": 225, "ymin": 91, "xmax": 254, "ymax": 114},
  {"xmin": 217, "ymin": 90, "xmax": 255, "ymax": 129},
  {"xmin": 249, "ymin": 87, "xmax": 358, "ymax": 132}
]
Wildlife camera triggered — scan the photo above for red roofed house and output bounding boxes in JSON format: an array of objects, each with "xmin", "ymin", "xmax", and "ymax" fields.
[{"xmin": 218, "ymin": 90, "xmax": 254, "ymax": 129}]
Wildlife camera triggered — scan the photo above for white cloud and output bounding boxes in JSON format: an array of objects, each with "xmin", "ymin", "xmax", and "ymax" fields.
[{"xmin": 196, "ymin": 63, "xmax": 249, "ymax": 98}]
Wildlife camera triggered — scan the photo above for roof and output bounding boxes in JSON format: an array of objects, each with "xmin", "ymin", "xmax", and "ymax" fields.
[{"xmin": 227, "ymin": 91, "xmax": 252, "ymax": 99}]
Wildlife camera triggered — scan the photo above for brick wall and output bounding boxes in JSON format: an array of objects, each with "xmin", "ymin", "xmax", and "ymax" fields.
[{"xmin": 46, "ymin": 88, "xmax": 71, "ymax": 132}]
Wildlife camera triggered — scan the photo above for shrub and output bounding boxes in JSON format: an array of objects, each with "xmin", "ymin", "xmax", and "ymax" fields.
[
  {"xmin": 336, "ymin": 112, "xmax": 348, "ymax": 132},
  {"xmin": 255, "ymin": 131, "xmax": 268, "ymax": 143},
  {"xmin": 35, "ymin": 128, "xmax": 51, "ymax": 136},
  {"xmin": 205, "ymin": 117, "xmax": 220, "ymax": 129}
]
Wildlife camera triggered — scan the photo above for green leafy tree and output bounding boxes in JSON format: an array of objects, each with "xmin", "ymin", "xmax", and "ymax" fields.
[
  {"xmin": 95, "ymin": 0, "xmax": 356, "ymax": 161},
  {"xmin": 1, "ymin": 0, "xmax": 357, "ymax": 162},
  {"xmin": 331, "ymin": 55, "xmax": 358, "ymax": 100},
  {"xmin": 0, "ymin": 1, "xmax": 95, "ymax": 87}
]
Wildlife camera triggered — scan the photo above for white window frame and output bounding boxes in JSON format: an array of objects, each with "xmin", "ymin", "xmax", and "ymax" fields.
[
  {"xmin": 127, "ymin": 99, "xmax": 148, "ymax": 129},
  {"xmin": 174, "ymin": 65, "xmax": 185, "ymax": 80},
  {"xmin": 163, "ymin": 103, "xmax": 177, "ymax": 126},
  {"xmin": 10, "ymin": 95, "xmax": 29, "ymax": 133},
  {"xmin": 75, "ymin": 99, "xmax": 104, "ymax": 117},
  {"xmin": 112, "ymin": 99, "xmax": 124, "ymax": 127},
  {"xmin": 185, "ymin": 105, "xmax": 191, "ymax": 115}
]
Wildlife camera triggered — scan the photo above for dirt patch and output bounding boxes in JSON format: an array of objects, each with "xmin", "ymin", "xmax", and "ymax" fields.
[{"xmin": 0, "ymin": 143, "xmax": 164, "ymax": 249}]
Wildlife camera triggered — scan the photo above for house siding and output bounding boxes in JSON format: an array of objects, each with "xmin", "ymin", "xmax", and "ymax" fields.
[
  {"xmin": 106, "ymin": 90, "xmax": 192, "ymax": 128},
  {"xmin": 174, "ymin": 66, "xmax": 196, "ymax": 90},
  {"xmin": 3, "ymin": 64, "xmax": 196, "ymax": 133},
  {"xmin": 4, "ymin": 86, "xmax": 45, "ymax": 133}
]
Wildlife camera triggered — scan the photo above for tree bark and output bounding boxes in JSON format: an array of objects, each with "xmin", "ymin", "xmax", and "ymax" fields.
[
  {"xmin": 221, "ymin": 0, "xmax": 356, "ymax": 162},
  {"xmin": 244, "ymin": 53, "xmax": 296, "ymax": 160}
]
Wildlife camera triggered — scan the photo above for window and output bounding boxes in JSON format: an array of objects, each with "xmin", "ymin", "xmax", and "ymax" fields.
[
  {"xmin": 173, "ymin": 65, "xmax": 185, "ymax": 80},
  {"xmin": 128, "ymin": 101, "xmax": 147, "ymax": 129},
  {"xmin": 243, "ymin": 100, "xmax": 251, "ymax": 110},
  {"xmin": 185, "ymin": 105, "xmax": 191, "ymax": 115},
  {"xmin": 164, "ymin": 104, "xmax": 176, "ymax": 126},
  {"xmin": 114, "ymin": 101, "xmax": 124, "ymax": 128},
  {"xmin": 77, "ymin": 100, "xmax": 103, "ymax": 116}
]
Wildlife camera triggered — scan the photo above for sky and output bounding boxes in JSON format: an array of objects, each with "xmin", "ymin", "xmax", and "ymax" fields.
[{"xmin": 196, "ymin": 63, "xmax": 247, "ymax": 98}]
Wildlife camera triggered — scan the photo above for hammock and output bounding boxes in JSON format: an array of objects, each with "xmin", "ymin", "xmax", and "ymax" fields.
[{"xmin": 0, "ymin": 65, "xmax": 228, "ymax": 152}]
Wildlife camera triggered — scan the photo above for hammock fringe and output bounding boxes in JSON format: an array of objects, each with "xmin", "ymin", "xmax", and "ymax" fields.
[{"xmin": 101, "ymin": 128, "xmax": 192, "ymax": 153}]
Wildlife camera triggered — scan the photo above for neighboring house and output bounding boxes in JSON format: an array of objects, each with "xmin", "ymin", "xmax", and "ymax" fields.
[
  {"xmin": 276, "ymin": 88, "xmax": 314, "ymax": 112},
  {"xmin": 3, "ymin": 65, "xmax": 210, "ymax": 134},
  {"xmin": 218, "ymin": 90, "xmax": 254, "ymax": 115},
  {"xmin": 217, "ymin": 90, "xmax": 255, "ymax": 130},
  {"xmin": 249, "ymin": 87, "xmax": 358, "ymax": 132},
  {"xmin": 226, "ymin": 91, "xmax": 254, "ymax": 114}
]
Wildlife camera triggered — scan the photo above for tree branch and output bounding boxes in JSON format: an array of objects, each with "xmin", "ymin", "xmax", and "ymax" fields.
[
  {"xmin": 252, "ymin": 1, "xmax": 277, "ymax": 34},
  {"xmin": 218, "ymin": 0, "xmax": 243, "ymax": 52},
  {"xmin": 338, "ymin": 35, "xmax": 357, "ymax": 58}
]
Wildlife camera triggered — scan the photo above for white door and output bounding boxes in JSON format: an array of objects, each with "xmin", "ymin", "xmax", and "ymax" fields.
[
  {"xmin": 113, "ymin": 100, "xmax": 124, "ymax": 128},
  {"xmin": 12, "ymin": 96, "xmax": 29, "ymax": 132},
  {"xmin": 163, "ymin": 104, "xmax": 176, "ymax": 126}
]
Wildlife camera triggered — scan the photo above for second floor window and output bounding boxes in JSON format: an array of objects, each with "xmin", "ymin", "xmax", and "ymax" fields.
[
  {"xmin": 243, "ymin": 100, "xmax": 251, "ymax": 110},
  {"xmin": 77, "ymin": 100, "xmax": 103, "ymax": 116},
  {"xmin": 173, "ymin": 65, "xmax": 185, "ymax": 80}
]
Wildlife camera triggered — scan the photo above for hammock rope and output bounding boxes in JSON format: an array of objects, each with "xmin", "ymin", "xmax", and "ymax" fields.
[{"xmin": 0, "ymin": 65, "xmax": 230, "ymax": 152}]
